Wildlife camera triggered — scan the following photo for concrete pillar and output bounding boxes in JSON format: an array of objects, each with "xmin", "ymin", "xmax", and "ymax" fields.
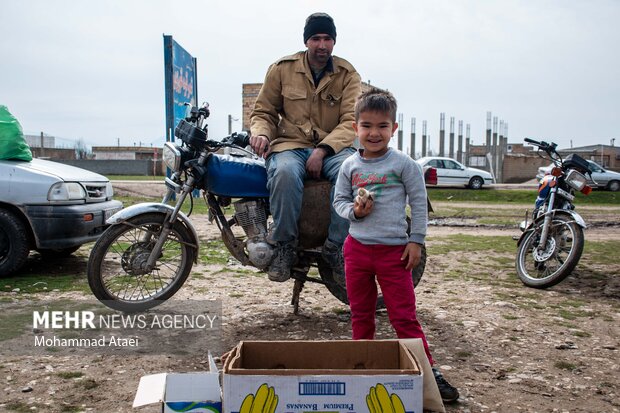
[{"xmin": 439, "ymin": 113, "xmax": 445, "ymax": 157}]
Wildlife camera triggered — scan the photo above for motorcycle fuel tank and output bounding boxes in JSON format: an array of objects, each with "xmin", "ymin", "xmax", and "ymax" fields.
[{"xmin": 205, "ymin": 154, "xmax": 269, "ymax": 198}]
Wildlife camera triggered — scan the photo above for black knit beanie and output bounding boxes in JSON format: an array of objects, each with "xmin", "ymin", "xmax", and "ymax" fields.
[{"xmin": 303, "ymin": 13, "xmax": 337, "ymax": 44}]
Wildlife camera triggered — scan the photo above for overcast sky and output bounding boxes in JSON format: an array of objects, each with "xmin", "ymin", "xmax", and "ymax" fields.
[{"xmin": 1, "ymin": 0, "xmax": 618, "ymax": 153}]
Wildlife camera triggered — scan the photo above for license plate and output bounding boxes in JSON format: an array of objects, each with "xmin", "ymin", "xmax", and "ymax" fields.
[{"xmin": 104, "ymin": 206, "xmax": 122, "ymax": 220}]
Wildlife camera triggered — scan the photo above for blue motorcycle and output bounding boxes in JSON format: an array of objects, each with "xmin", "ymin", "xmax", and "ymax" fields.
[{"xmin": 87, "ymin": 104, "xmax": 426, "ymax": 312}]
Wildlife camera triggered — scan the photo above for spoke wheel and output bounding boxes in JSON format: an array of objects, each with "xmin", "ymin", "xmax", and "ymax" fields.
[
  {"xmin": 87, "ymin": 213, "xmax": 196, "ymax": 312},
  {"xmin": 516, "ymin": 215, "xmax": 584, "ymax": 288}
]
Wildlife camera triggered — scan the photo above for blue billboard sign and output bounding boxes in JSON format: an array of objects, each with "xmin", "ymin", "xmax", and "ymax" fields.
[{"xmin": 164, "ymin": 35, "xmax": 198, "ymax": 142}]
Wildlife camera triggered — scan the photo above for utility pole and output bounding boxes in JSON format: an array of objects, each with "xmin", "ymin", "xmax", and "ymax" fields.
[
  {"xmin": 449, "ymin": 116, "xmax": 455, "ymax": 159},
  {"xmin": 422, "ymin": 120, "xmax": 427, "ymax": 157},
  {"xmin": 439, "ymin": 113, "xmax": 445, "ymax": 157},
  {"xmin": 465, "ymin": 123, "xmax": 471, "ymax": 166},
  {"xmin": 410, "ymin": 117, "xmax": 416, "ymax": 159},
  {"xmin": 228, "ymin": 114, "xmax": 239, "ymax": 135},
  {"xmin": 457, "ymin": 120, "xmax": 463, "ymax": 163},
  {"xmin": 397, "ymin": 113, "xmax": 403, "ymax": 151}
]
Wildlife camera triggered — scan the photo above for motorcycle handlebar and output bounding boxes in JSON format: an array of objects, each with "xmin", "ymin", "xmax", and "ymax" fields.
[
  {"xmin": 524, "ymin": 138, "xmax": 557, "ymax": 153},
  {"xmin": 221, "ymin": 131, "xmax": 250, "ymax": 148}
]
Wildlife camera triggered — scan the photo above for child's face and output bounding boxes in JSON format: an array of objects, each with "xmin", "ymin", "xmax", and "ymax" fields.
[{"xmin": 352, "ymin": 110, "xmax": 398, "ymax": 159}]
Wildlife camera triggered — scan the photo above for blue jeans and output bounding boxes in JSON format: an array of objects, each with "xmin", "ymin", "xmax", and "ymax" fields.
[{"xmin": 265, "ymin": 147, "xmax": 356, "ymax": 245}]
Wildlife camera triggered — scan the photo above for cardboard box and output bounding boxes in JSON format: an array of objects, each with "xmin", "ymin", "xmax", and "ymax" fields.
[
  {"xmin": 222, "ymin": 340, "xmax": 423, "ymax": 413},
  {"xmin": 133, "ymin": 355, "xmax": 222, "ymax": 412}
]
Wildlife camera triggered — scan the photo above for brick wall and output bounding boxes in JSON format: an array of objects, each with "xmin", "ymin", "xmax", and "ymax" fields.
[
  {"xmin": 502, "ymin": 154, "xmax": 549, "ymax": 183},
  {"xmin": 31, "ymin": 147, "xmax": 76, "ymax": 160},
  {"xmin": 242, "ymin": 83, "xmax": 262, "ymax": 131}
]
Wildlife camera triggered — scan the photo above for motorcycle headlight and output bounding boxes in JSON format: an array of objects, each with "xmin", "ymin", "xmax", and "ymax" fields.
[
  {"xmin": 48, "ymin": 182, "xmax": 86, "ymax": 201},
  {"xmin": 565, "ymin": 169, "xmax": 587, "ymax": 191},
  {"xmin": 163, "ymin": 142, "xmax": 182, "ymax": 171}
]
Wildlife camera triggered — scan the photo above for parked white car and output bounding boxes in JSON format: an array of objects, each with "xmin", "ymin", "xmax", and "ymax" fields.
[
  {"xmin": 416, "ymin": 157, "xmax": 494, "ymax": 189},
  {"xmin": 0, "ymin": 158, "xmax": 123, "ymax": 276},
  {"xmin": 536, "ymin": 159, "xmax": 620, "ymax": 191}
]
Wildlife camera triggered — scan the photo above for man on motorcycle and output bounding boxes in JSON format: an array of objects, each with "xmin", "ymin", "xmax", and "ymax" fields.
[{"xmin": 249, "ymin": 12, "xmax": 362, "ymax": 283}]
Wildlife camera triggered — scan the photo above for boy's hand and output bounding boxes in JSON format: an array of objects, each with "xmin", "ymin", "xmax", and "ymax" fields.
[
  {"xmin": 353, "ymin": 196, "xmax": 373, "ymax": 218},
  {"xmin": 401, "ymin": 242, "xmax": 422, "ymax": 270}
]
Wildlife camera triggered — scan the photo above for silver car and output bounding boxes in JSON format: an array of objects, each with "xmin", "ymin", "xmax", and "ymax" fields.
[
  {"xmin": 416, "ymin": 156, "xmax": 494, "ymax": 189},
  {"xmin": 0, "ymin": 158, "xmax": 123, "ymax": 276},
  {"xmin": 536, "ymin": 160, "xmax": 620, "ymax": 191}
]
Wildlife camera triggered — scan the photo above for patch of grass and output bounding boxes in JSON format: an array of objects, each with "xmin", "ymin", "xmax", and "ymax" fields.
[
  {"xmin": 57, "ymin": 371, "xmax": 84, "ymax": 379},
  {"xmin": 60, "ymin": 405, "xmax": 82, "ymax": 413},
  {"xmin": 108, "ymin": 175, "xmax": 161, "ymax": 181},
  {"xmin": 554, "ymin": 361, "xmax": 577, "ymax": 371},
  {"xmin": 4, "ymin": 401, "xmax": 33, "ymax": 412},
  {"xmin": 1, "ymin": 272, "xmax": 89, "ymax": 294},
  {"xmin": 200, "ymin": 240, "xmax": 231, "ymax": 265},
  {"xmin": 331, "ymin": 307, "xmax": 349, "ymax": 315},
  {"xmin": 115, "ymin": 195, "xmax": 212, "ymax": 215},
  {"xmin": 583, "ymin": 240, "xmax": 620, "ymax": 266},
  {"xmin": 228, "ymin": 293, "xmax": 243, "ymax": 298},
  {"xmin": 560, "ymin": 299, "xmax": 587, "ymax": 308},
  {"xmin": 427, "ymin": 234, "xmax": 515, "ymax": 255},
  {"xmin": 502, "ymin": 314, "xmax": 519, "ymax": 320},
  {"xmin": 557, "ymin": 308, "xmax": 594, "ymax": 320},
  {"xmin": 427, "ymin": 188, "xmax": 619, "ymax": 205},
  {"xmin": 76, "ymin": 378, "xmax": 98, "ymax": 389},
  {"xmin": 0, "ymin": 311, "xmax": 32, "ymax": 342},
  {"xmin": 456, "ymin": 351, "xmax": 472, "ymax": 359},
  {"xmin": 571, "ymin": 330, "xmax": 591, "ymax": 338}
]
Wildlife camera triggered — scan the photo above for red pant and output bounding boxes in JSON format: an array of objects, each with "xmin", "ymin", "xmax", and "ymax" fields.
[{"xmin": 343, "ymin": 235, "xmax": 434, "ymax": 365}]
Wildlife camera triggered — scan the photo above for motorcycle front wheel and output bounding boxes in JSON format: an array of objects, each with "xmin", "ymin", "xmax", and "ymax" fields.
[
  {"xmin": 516, "ymin": 215, "xmax": 584, "ymax": 288},
  {"xmin": 318, "ymin": 244, "xmax": 427, "ymax": 307},
  {"xmin": 87, "ymin": 213, "xmax": 196, "ymax": 312}
]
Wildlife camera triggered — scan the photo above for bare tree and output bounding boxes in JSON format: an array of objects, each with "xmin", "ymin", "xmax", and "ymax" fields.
[{"xmin": 74, "ymin": 138, "xmax": 91, "ymax": 159}]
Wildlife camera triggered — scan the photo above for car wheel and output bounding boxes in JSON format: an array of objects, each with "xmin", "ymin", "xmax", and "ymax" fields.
[
  {"xmin": 0, "ymin": 210, "xmax": 31, "ymax": 277},
  {"xmin": 607, "ymin": 180, "xmax": 620, "ymax": 192},
  {"xmin": 468, "ymin": 176, "xmax": 484, "ymax": 189}
]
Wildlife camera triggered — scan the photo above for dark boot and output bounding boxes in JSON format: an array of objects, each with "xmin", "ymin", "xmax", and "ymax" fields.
[
  {"xmin": 267, "ymin": 241, "xmax": 297, "ymax": 282},
  {"xmin": 321, "ymin": 239, "xmax": 345, "ymax": 287},
  {"xmin": 432, "ymin": 367, "xmax": 459, "ymax": 403}
]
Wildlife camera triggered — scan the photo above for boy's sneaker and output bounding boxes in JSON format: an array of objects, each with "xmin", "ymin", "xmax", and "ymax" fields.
[
  {"xmin": 321, "ymin": 239, "xmax": 345, "ymax": 287},
  {"xmin": 432, "ymin": 367, "xmax": 459, "ymax": 403},
  {"xmin": 267, "ymin": 242, "xmax": 297, "ymax": 282}
]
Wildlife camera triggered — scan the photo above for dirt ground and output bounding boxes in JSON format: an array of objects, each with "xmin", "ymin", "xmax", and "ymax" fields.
[{"xmin": 1, "ymin": 183, "xmax": 619, "ymax": 413}]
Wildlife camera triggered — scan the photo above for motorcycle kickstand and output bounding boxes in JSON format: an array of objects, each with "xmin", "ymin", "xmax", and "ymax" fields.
[{"xmin": 291, "ymin": 279, "xmax": 305, "ymax": 316}]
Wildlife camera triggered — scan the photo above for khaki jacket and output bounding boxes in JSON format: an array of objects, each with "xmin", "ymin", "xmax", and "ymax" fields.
[{"xmin": 250, "ymin": 51, "xmax": 361, "ymax": 154}]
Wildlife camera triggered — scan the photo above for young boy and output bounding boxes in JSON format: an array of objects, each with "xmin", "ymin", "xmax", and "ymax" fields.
[{"xmin": 333, "ymin": 88, "xmax": 459, "ymax": 403}]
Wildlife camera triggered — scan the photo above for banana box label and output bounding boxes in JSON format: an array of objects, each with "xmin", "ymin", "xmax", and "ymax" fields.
[{"xmin": 223, "ymin": 375, "xmax": 422, "ymax": 413}]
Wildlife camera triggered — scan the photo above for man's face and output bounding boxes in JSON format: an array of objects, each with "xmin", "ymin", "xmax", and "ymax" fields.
[{"xmin": 305, "ymin": 34, "xmax": 334, "ymax": 67}]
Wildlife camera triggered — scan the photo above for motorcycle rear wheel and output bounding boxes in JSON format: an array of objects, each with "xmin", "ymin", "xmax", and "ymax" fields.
[
  {"xmin": 87, "ymin": 213, "xmax": 196, "ymax": 312},
  {"xmin": 318, "ymin": 244, "xmax": 427, "ymax": 307},
  {"xmin": 516, "ymin": 215, "xmax": 584, "ymax": 288}
]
